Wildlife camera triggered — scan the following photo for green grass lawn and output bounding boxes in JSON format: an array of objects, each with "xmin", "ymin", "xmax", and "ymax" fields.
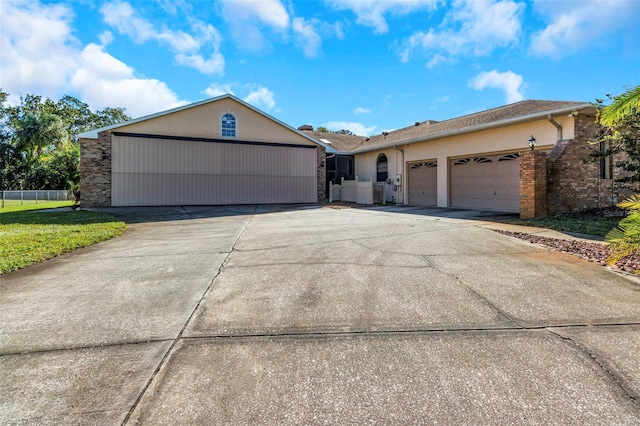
[
  {"xmin": 496, "ymin": 215, "xmax": 620, "ymax": 238},
  {"xmin": 0, "ymin": 204, "xmax": 127, "ymax": 275},
  {"xmin": 0, "ymin": 200, "xmax": 75, "ymax": 212}
]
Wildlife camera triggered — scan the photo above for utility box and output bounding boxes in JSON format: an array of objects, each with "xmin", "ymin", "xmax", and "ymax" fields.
[{"xmin": 395, "ymin": 174, "xmax": 403, "ymax": 186}]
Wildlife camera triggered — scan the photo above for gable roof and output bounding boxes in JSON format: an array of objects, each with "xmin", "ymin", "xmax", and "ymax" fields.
[
  {"xmin": 77, "ymin": 94, "xmax": 332, "ymax": 151},
  {"xmin": 350, "ymin": 100, "xmax": 594, "ymax": 154},
  {"xmin": 300, "ymin": 130, "xmax": 366, "ymax": 153}
]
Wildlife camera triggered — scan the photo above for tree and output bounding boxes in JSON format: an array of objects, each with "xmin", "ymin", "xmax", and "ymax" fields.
[
  {"xmin": 14, "ymin": 111, "xmax": 67, "ymax": 159},
  {"xmin": 597, "ymin": 85, "xmax": 640, "ymax": 271},
  {"xmin": 0, "ymin": 91, "xmax": 130, "ymax": 190},
  {"xmin": 590, "ymin": 85, "xmax": 640, "ymax": 187}
]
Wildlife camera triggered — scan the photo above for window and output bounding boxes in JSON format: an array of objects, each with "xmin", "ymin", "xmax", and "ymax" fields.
[
  {"xmin": 377, "ymin": 154, "xmax": 388, "ymax": 182},
  {"xmin": 474, "ymin": 157, "xmax": 492, "ymax": 164},
  {"xmin": 599, "ymin": 141, "xmax": 613, "ymax": 179},
  {"xmin": 498, "ymin": 153, "xmax": 519, "ymax": 162},
  {"xmin": 221, "ymin": 113, "xmax": 236, "ymax": 138}
]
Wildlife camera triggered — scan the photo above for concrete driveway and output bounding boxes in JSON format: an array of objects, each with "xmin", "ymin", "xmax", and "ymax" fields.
[{"xmin": 1, "ymin": 205, "xmax": 639, "ymax": 424}]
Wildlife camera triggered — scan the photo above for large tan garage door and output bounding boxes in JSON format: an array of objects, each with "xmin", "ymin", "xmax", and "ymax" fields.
[
  {"xmin": 111, "ymin": 134, "xmax": 317, "ymax": 206},
  {"xmin": 449, "ymin": 153, "xmax": 520, "ymax": 212},
  {"xmin": 408, "ymin": 161, "xmax": 437, "ymax": 206}
]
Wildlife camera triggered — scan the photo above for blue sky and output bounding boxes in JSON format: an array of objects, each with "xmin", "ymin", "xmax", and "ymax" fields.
[{"xmin": 2, "ymin": 0, "xmax": 639, "ymax": 136}]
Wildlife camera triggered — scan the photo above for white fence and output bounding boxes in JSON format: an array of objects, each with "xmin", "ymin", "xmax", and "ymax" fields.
[
  {"xmin": 1, "ymin": 190, "xmax": 73, "ymax": 208},
  {"xmin": 329, "ymin": 178, "xmax": 386, "ymax": 205}
]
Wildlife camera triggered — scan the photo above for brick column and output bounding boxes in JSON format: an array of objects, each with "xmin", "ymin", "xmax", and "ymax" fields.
[
  {"xmin": 79, "ymin": 132, "xmax": 112, "ymax": 208},
  {"xmin": 520, "ymin": 150, "xmax": 547, "ymax": 219},
  {"xmin": 316, "ymin": 146, "xmax": 327, "ymax": 202}
]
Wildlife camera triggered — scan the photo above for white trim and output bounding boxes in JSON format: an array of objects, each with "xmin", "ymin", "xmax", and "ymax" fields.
[{"xmin": 350, "ymin": 103, "xmax": 594, "ymax": 154}]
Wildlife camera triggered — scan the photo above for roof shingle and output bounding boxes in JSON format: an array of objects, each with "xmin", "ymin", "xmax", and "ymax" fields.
[{"xmin": 347, "ymin": 100, "xmax": 591, "ymax": 153}]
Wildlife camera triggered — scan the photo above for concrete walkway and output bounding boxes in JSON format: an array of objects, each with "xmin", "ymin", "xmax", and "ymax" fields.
[{"xmin": 1, "ymin": 205, "xmax": 639, "ymax": 424}]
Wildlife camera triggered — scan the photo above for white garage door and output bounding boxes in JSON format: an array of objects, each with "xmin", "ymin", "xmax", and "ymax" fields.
[
  {"xmin": 111, "ymin": 134, "xmax": 317, "ymax": 206},
  {"xmin": 449, "ymin": 153, "xmax": 520, "ymax": 212},
  {"xmin": 408, "ymin": 161, "xmax": 437, "ymax": 206}
]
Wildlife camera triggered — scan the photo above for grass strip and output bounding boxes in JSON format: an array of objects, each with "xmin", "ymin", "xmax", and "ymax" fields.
[
  {"xmin": 497, "ymin": 216, "xmax": 619, "ymax": 238},
  {"xmin": 0, "ymin": 207, "xmax": 127, "ymax": 275},
  {"xmin": 0, "ymin": 201, "xmax": 74, "ymax": 212}
]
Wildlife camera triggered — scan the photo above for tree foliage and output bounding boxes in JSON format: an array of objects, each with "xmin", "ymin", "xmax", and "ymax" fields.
[
  {"xmin": 590, "ymin": 85, "xmax": 640, "ymax": 187},
  {"xmin": 599, "ymin": 85, "xmax": 640, "ymax": 128},
  {"xmin": 606, "ymin": 195, "xmax": 640, "ymax": 272},
  {"xmin": 596, "ymin": 85, "xmax": 640, "ymax": 271},
  {"xmin": 0, "ymin": 90, "xmax": 130, "ymax": 191},
  {"xmin": 314, "ymin": 126, "xmax": 355, "ymax": 135}
]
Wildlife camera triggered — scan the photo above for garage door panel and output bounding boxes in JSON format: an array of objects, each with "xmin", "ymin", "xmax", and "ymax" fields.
[
  {"xmin": 112, "ymin": 173, "xmax": 316, "ymax": 206},
  {"xmin": 450, "ymin": 154, "xmax": 519, "ymax": 212},
  {"xmin": 408, "ymin": 162, "xmax": 437, "ymax": 206},
  {"xmin": 112, "ymin": 136, "xmax": 316, "ymax": 206}
]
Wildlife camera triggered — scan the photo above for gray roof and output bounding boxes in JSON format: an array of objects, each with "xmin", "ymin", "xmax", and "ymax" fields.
[
  {"xmin": 350, "ymin": 100, "xmax": 593, "ymax": 154},
  {"xmin": 301, "ymin": 131, "xmax": 366, "ymax": 153}
]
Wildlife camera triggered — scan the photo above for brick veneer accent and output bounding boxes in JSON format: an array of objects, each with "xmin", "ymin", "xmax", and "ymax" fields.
[
  {"xmin": 317, "ymin": 146, "xmax": 327, "ymax": 202},
  {"xmin": 519, "ymin": 114, "xmax": 631, "ymax": 218},
  {"xmin": 79, "ymin": 132, "xmax": 112, "ymax": 208},
  {"xmin": 545, "ymin": 115, "xmax": 618, "ymax": 216},
  {"xmin": 520, "ymin": 151, "xmax": 547, "ymax": 218}
]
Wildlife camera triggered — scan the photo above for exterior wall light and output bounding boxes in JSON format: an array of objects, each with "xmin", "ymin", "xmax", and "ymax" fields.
[{"xmin": 528, "ymin": 135, "xmax": 536, "ymax": 152}]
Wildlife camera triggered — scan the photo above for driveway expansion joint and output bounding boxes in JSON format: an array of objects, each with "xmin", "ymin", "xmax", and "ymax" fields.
[
  {"xmin": 121, "ymin": 205, "xmax": 257, "ymax": 425},
  {"xmin": 0, "ymin": 338, "xmax": 175, "ymax": 358},
  {"xmin": 546, "ymin": 327, "xmax": 640, "ymax": 404},
  {"xmin": 177, "ymin": 322, "xmax": 640, "ymax": 341}
]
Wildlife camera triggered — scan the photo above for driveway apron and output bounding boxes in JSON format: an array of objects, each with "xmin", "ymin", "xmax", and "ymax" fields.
[{"xmin": 1, "ymin": 205, "xmax": 639, "ymax": 424}]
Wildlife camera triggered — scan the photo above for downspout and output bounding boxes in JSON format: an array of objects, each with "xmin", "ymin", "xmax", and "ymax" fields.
[
  {"xmin": 394, "ymin": 145, "xmax": 404, "ymax": 204},
  {"xmin": 547, "ymin": 114, "xmax": 562, "ymax": 141}
]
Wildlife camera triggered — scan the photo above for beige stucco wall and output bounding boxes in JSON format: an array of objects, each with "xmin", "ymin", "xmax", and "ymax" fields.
[
  {"xmin": 355, "ymin": 116, "xmax": 576, "ymax": 207},
  {"xmin": 114, "ymin": 98, "xmax": 316, "ymax": 146}
]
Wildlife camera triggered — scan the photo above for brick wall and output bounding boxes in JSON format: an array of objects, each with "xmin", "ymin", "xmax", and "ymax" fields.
[
  {"xmin": 545, "ymin": 115, "xmax": 616, "ymax": 215},
  {"xmin": 79, "ymin": 132, "xmax": 112, "ymax": 208},
  {"xmin": 520, "ymin": 151, "xmax": 547, "ymax": 218},
  {"xmin": 317, "ymin": 146, "xmax": 327, "ymax": 202}
]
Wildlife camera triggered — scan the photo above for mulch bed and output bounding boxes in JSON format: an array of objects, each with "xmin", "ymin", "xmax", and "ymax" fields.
[
  {"xmin": 496, "ymin": 230, "xmax": 639, "ymax": 275},
  {"xmin": 324, "ymin": 202, "xmax": 373, "ymax": 209}
]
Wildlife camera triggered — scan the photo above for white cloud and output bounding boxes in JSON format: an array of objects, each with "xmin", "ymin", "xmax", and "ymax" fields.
[
  {"xmin": 426, "ymin": 53, "xmax": 454, "ymax": 68},
  {"xmin": 221, "ymin": 0, "xmax": 290, "ymax": 29},
  {"xmin": 353, "ymin": 107, "xmax": 371, "ymax": 114},
  {"xmin": 469, "ymin": 70, "xmax": 524, "ymax": 104},
  {"xmin": 219, "ymin": 0, "xmax": 341, "ymax": 58},
  {"xmin": 204, "ymin": 83, "xmax": 235, "ymax": 98},
  {"xmin": 329, "ymin": 0, "xmax": 442, "ymax": 34},
  {"xmin": 70, "ymin": 43, "xmax": 187, "ymax": 117},
  {"xmin": 530, "ymin": 0, "xmax": 640, "ymax": 59},
  {"xmin": 322, "ymin": 121, "xmax": 377, "ymax": 136},
  {"xmin": 399, "ymin": 0, "xmax": 524, "ymax": 65},
  {"xmin": 244, "ymin": 87, "xmax": 276, "ymax": 112},
  {"xmin": 175, "ymin": 52, "xmax": 225, "ymax": 74},
  {"xmin": 99, "ymin": 31, "xmax": 114, "ymax": 46},
  {"xmin": 293, "ymin": 17, "xmax": 323, "ymax": 58},
  {"xmin": 0, "ymin": 0, "xmax": 189, "ymax": 118},
  {"xmin": 219, "ymin": 0, "xmax": 290, "ymax": 52},
  {"xmin": 0, "ymin": 0, "xmax": 79, "ymax": 101},
  {"xmin": 100, "ymin": 1, "xmax": 224, "ymax": 75}
]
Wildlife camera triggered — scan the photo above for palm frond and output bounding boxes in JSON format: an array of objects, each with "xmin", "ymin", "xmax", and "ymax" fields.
[
  {"xmin": 606, "ymin": 194, "xmax": 640, "ymax": 270},
  {"xmin": 600, "ymin": 85, "xmax": 640, "ymax": 127},
  {"xmin": 616, "ymin": 194, "xmax": 640, "ymax": 210}
]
